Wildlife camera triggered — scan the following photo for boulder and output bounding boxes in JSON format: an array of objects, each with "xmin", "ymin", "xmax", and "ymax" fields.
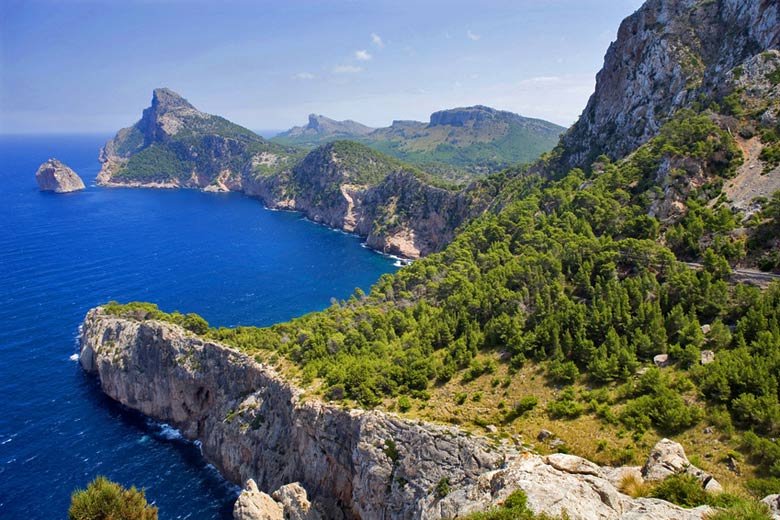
[
  {"xmin": 642, "ymin": 439, "xmax": 722, "ymax": 493},
  {"xmin": 234, "ymin": 479, "xmax": 283, "ymax": 520},
  {"xmin": 35, "ymin": 158, "xmax": 85, "ymax": 193},
  {"xmin": 700, "ymin": 350, "xmax": 715, "ymax": 365},
  {"xmin": 761, "ymin": 494, "xmax": 780, "ymax": 520},
  {"xmin": 545, "ymin": 453, "xmax": 603, "ymax": 477},
  {"xmin": 653, "ymin": 354, "xmax": 669, "ymax": 368},
  {"xmin": 537, "ymin": 429, "xmax": 553, "ymax": 441},
  {"xmin": 272, "ymin": 483, "xmax": 321, "ymax": 520}
]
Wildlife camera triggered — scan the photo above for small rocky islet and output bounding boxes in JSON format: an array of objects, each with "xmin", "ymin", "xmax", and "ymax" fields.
[{"xmin": 35, "ymin": 158, "xmax": 85, "ymax": 193}]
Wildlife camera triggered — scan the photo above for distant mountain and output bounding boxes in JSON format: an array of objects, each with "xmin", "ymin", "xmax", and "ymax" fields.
[
  {"xmin": 273, "ymin": 114, "xmax": 375, "ymax": 146},
  {"xmin": 272, "ymin": 106, "xmax": 565, "ymax": 177}
]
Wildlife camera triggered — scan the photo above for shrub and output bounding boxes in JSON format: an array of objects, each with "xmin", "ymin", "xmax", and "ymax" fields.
[
  {"xmin": 397, "ymin": 395, "xmax": 412, "ymax": 412},
  {"xmin": 69, "ymin": 476, "xmax": 158, "ymax": 520},
  {"xmin": 548, "ymin": 360, "xmax": 579, "ymax": 384},
  {"xmin": 745, "ymin": 477, "xmax": 780, "ymax": 498},
  {"xmin": 435, "ymin": 477, "xmax": 451, "ymax": 498},
  {"xmin": 618, "ymin": 473, "xmax": 652, "ymax": 498},
  {"xmin": 707, "ymin": 500, "xmax": 773, "ymax": 520},
  {"xmin": 650, "ymin": 474, "xmax": 708, "ymax": 507},
  {"xmin": 547, "ymin": 388, "xmax": 584, "ymax": 419}
]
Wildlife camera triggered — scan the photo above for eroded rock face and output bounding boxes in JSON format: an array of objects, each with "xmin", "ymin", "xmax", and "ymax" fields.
[
  {"xmin": 80, "ymin": 309, "xmax": 719, "ymax": 520},
  {"xmin": 35, "ymin": 158, "xmax": 85, "ymax": 193},
  {"xmin": 559, "ymin": 0, "xmax": 780, "ymax": 169},
  {"xmin": 79, "ymin": 308, "xmax": 503, "ymax": 519}
]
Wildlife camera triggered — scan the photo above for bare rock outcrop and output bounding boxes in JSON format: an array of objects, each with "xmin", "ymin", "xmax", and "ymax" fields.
[
  {"xmin": 762, "ymin": 494, "xmax": 780, "ymax": 520},
  {"xmin": 234, "ymin": 480, "xmax": 322, "ymax": 520},
  {"xmin": 559, "ymin": 0, "xmax": 780, "ymax": 169},
  {"xmin": 35, "ymin": 158, "xmax": 85, "ymax": 193},
  {"xmin": 234, "ymin": 479, "xmax": 283, "ymax": 520},
  {"xmin": 643, "ymin": 438, "xmax": 722, "ymax": 493},
  {"xmin": 432, "ymin": 453, "xmax": 709, "ymax": 520}
]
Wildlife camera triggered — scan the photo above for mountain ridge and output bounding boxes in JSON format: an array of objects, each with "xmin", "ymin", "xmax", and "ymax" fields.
[{"xmin": 273, "ymin": 105, "xmax": 565, "ymax": 177}]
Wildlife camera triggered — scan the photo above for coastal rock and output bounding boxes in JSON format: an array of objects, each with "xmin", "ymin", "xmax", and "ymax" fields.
[
  {"xmin": 272, "ymin": 483, "xmax": 321, "ymax": 520},
  {"xmin": 35, "ymin": 158, "xmax": 85, "ymax": 193},
  {"xmin": 642, "ymin": 439, "xmax": 721, "ymax": 492},
  {"xmin": 234, "ymin": 479, "xmax": 283, "ymax": 520},
  {"xmin": 80, "ymin": 309, "xmax": 718, "ymax": 520}
]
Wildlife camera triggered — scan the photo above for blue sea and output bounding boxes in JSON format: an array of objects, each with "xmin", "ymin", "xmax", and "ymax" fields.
[{"xmin": 0, "ymin": 135, "xmax": 398, "ymax": 519}]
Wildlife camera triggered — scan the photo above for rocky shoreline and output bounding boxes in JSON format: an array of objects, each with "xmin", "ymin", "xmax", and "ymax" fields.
[{"xmin": 79, "ymin": 307, "xmax": 750, "ymax": 520}]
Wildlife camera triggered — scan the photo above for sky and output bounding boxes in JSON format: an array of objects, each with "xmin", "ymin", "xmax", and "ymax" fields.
[{"xmin": 0, "ymin": 0, "xmax": 645, "ymax": 134}]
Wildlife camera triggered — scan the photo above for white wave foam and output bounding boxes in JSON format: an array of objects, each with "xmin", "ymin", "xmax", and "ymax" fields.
[
  {"xmin": 69, "ymin": 353, "xmax": 79, "ymax": 361},
  {"xmin": 157, "ymin": 424, "xmax": 183, "ymax": 440}
]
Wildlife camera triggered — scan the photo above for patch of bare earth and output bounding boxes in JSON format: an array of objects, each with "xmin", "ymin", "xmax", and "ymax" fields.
[{"xmin": 724, "ymin": 136, "xmax": 780, "ymax": 216}]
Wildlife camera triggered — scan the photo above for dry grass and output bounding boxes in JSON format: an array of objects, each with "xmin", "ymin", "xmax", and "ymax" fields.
[
  {"xmin": 367, "ymin": 352, "xmax": 760, "ymax": 495},
  {"xmin": 619, "ymin": 473, "xmax": 653, "ymax": 498}
]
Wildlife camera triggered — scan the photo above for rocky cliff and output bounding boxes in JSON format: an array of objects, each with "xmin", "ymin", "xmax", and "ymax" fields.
[
  {"xmin": 80, "ymin": 308, "xmax": 721, "ymax": 520},
  {"xmin": 559, "ymin": 0, "xmax": 780, "ymax": 169},
  {"xmin": 35, "ymin": 158, "xmax": 85, "ymax": 193},
  {"xmin": 263, "ymin": 141, "xmax": 488, "ymax": 258}
]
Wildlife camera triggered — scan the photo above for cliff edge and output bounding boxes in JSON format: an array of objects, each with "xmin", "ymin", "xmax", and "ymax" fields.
[{"xmin": 80, "ymin": 307, "xmax": 716, "ymax": 520}]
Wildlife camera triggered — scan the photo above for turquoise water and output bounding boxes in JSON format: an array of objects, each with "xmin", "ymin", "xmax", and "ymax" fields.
[{"xmin": 0, "ymin": 135, "xmax": 397, "ymax": 519}]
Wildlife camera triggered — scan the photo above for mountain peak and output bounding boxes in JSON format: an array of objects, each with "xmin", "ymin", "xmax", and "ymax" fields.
[
  {"xmin": 151, "ymin": 88, "xmax": 195, "ymax": 112},
  {"xmin": 276, "ymin": 114, "xmax": 375, "ymax": 140}
]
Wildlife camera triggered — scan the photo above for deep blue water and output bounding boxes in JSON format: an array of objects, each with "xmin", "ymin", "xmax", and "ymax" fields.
[{"xmin": 0, "ymin": 135, "xmax": 397, "ymax": 519}]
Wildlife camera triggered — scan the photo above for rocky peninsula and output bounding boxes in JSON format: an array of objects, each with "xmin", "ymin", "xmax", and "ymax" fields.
[
  {"xmin": 80, "ymin": 307, "xmax": 732, "ymax": 520},
  {"xmin": 35, "ymin": 158, "xmax": 85, "ymax": 193}
]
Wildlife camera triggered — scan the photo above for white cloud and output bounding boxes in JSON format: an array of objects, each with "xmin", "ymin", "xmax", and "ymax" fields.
[
  {"xmin": 292, "ymin": 72, "xmax": 316, "ymax": 80},
  {"xmin": 370, "ymin": 33, "xmax": 384, "ymax": 48},
  {"xmin": 355, "ymin": 49, "xmax": 372, "ymax": 61},
  {"xmin": 518, "ymin": 76, "xmax": 561, "ymax": 84},
  {"xmin": 333, "ymin": 65, "xmax": 363, "ymax": 74},
  {"xmin": 466, "ymin": 30, "xmax": 481, "ymax": 41}
]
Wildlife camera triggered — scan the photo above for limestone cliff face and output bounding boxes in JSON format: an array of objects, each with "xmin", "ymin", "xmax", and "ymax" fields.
[
  {"xmin": 79, "ymin": 308, "xmax": 504, "ymax": 519},
  {"xmin": 260, "ymin": 143, "xmax": 486, "ymax": 258},
  {"xmin": 81, "ymin": 308, "xmax": 717, "ymax": 520},
  {"xmin": 35, "ymin": 158, "xmax": 85, "ymax": 193},
  {"xmin": 560, "ymin": 0, "xmax": 780, "ymax": 168},
  {"xmin": 358, "ymin": 171, "xmax": 482, "ymax": 258}
]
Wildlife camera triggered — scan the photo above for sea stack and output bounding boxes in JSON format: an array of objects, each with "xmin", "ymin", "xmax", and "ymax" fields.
[{"xmin": 35, "ymin": 158, "xmax": 85, "ymax": 193}]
